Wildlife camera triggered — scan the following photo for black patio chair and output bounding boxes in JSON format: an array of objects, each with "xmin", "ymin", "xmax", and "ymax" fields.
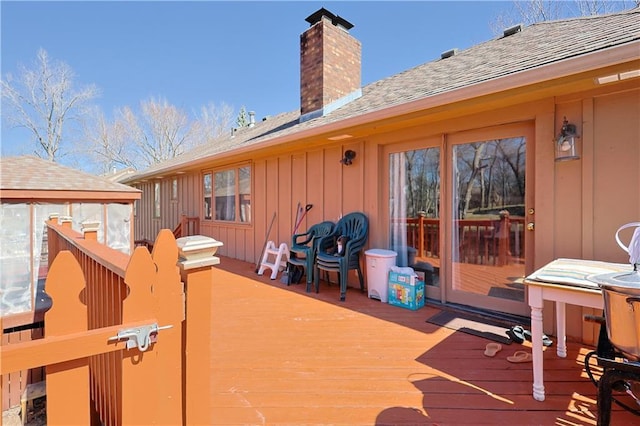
[
  {"xmin": 288, "ymin": 220, "xmax": 335, "ymax": 291},
  {"xmin": 314, "ymin": 212, "xmax": 368, "ymax": 301}
]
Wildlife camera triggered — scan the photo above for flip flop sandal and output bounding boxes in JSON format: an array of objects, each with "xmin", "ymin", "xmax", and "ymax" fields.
[
  {"xmin": 507, "ymin": 351, "xmax": 533, "ymax": 363},
  {"xmin": 522, "ymin": 329, "xmax": 554, "ymax": 347},
  {"xmin": 484, "ymin": 342, "xmax": 503, "ymax": 357},
  {"xmin": 506, "ymin": 325, "xmax": 525, "ymax": 344}
]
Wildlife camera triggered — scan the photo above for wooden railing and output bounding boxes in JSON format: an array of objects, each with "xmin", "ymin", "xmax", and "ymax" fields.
[
  {"xmin": 174, "ymin": 214, "xmax": 200, "ymax": 239},
  {"xmin": 135, "ymin": 214, "xmax": 200, "ymax": 252},
  {"xmin": 404, "ymin": 216, "xmax": 525, "ymax": 265},
  {"xmin": 1, "ymin": 219, "xmax": 215, "ymax": 425}
]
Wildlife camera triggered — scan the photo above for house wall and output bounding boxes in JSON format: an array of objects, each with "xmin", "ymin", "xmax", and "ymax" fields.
[
  {"xmin": 550, "ymin": 83, "xmax": 640, "ymax": 343},
  {"xmin": 133, "ymin": 173, "xmax": 201, "ymax": 243},
  {"xmin": 132, "ymin": 82, "xmax": 639, "ymax": 344}
]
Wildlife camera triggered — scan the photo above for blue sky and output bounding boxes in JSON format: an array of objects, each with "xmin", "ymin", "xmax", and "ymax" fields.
[{"xmin": 1, "ymin": 1, "xmax": 513, "ymax": 157}]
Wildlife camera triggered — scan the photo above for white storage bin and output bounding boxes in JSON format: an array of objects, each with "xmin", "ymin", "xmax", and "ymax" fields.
[{"xmin": 365, "ymin": 249, "xmax": 397, "ymax": 302}]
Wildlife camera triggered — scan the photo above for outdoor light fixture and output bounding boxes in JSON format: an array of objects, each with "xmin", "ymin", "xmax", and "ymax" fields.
[
  {"xmin": 555, "ymin": 117, "xmax": 580, "ymax": 162},
  {"xmin": 340, "ymin": 150, "xmax": 356, "ymax": 166}
]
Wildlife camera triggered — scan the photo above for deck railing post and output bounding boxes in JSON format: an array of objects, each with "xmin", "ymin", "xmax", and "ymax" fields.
[
  {"xmin": 150, "ymin": 230, "xmax": 184, "ymax": 425},
  {"xmin": 120, "ymin": 246, "xmax": 161, "ymax": 425},
  {"xmin": 497, "ymin": 211, "xmax": 511, "ymax": 266},
  {"xmin": 59, "ymin": 216, "xmax": 72, "ymax": 229},
  {"xmin": 181, "ymin": 214, "xmax": 187, "ymax": 237},
  {"xmin": 44, "ymin": 251, "xmax": 91, "ymax": 425},
  {"xmin": 81, "ymin": 221, "xmax": 101, "ymax": 241},
  {"xmin": 177, "ymin": 235, "xmax": 223, "ymax": 426}
]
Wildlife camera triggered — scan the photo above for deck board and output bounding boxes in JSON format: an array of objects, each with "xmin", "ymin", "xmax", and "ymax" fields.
[{"xmin": 209, "ymin": 256, "xmax": 639, "ymax": 425}]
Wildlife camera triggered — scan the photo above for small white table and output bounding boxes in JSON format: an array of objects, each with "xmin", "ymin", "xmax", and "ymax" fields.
[{"xmin": 524, "ymin": 258, "xmax": 631, "ymax": 401}]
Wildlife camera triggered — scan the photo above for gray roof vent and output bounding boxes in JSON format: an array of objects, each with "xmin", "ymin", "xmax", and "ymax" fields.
[
  {"xmin": 503, "ymin": 23, "xmax": 523, "ymax": 37},
  {"xmin": 441, "ymin": 48, "xmax": 458, "ymax": 59}
]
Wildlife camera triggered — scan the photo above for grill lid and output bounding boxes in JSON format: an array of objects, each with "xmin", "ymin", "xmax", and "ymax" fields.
[{"xmin": 590, "ymin": 270, "xmax": 640, "ymax": 291}]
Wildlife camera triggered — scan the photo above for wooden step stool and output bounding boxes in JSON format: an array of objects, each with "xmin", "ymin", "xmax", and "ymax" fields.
[{"xmin": 258, "ymin": 241, "xmax": 289, "ymax": 279}]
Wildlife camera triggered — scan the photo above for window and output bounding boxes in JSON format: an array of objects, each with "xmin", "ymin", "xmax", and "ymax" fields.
[
  {"xmin": 133, "ymin": 186, "xmax": 138, "ymax": 216},
  {"xmin": 171, "ymin": 178, "xmax": 178, "ymax": 200},
  {"xmin": 238, "ymin": 166, "xmax": 251, "ymax": 222},
  {"xmin": 154, "ymin": 182, "xmax": 161, "ymax": 218},
  {"xmin": 203, "ymin": 173, "xmax": 212, "ymax": 220},
  {"xmin": 204, "ymin": 165, "xmax": 251, "ymax": 223},
  {"xmin": 215, "ymin": 170, "xmax": 235, "ymax": 220}
]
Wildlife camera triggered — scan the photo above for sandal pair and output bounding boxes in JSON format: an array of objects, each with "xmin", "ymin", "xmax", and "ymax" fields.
[
  {"xmin": 506, "ymin": 325, "xmax": 526, "ymax": 343},
  {"xmin": 506, "ymin": 326, "xmax": 553, "ymax": 347}
]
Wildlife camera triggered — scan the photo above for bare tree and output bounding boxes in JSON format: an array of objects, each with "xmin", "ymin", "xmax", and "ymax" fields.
[
  {"xmin": 491, "ymin": 0, "xmax": 638, "ymax": 33},
  {"xmin": 198, "ymin": 102, "xmax": 235, "ymax": 140},
  {"xmin": 1, "ymin": 49, "xmax": 98, "ymax": 161},
  {"xmin": 119, "ymin": 97, "xmax": 200, "ymax": 168},
  {"xmin": 85, "ymin": 98, "xmax": 234, "ymax": 172},
  {"xmin": 84, "ymin": 107, "xmax": 138, "ymax": 174},
  {"xmin": 461, "ymin": 143, "xmax": 486, "ymax": 218}
]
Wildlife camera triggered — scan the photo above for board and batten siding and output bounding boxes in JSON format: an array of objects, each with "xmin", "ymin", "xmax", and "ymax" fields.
[
  {"xmin": 133, "ymin": 140, "xmax": 375, "ymax": 268},
  {"xmin": 133, "ymin": 173, "xmax": 200, "ymax": 244}
]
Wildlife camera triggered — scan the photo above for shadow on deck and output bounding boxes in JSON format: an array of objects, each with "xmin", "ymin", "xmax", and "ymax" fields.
[{"xmin": 211, "ymin": 256, "xmax": 638, "ymax": 425}]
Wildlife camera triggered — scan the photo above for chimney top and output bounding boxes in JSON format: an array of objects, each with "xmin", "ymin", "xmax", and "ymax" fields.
[{"xmin": 305, "ymin": 8, "xmax": 354, "ymax": 30}]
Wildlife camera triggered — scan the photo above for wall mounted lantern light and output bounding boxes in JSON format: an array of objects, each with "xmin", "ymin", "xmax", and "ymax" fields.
[
  {"xmin": 555, "ymin": 117, "xmax": 580, "ymax": 162},
  {"xmin": 340, "ymin": 150, "xmax": 356, "ymax": 166}
]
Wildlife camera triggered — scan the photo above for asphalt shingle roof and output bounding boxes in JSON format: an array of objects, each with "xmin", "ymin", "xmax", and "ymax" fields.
[
  {"xmin": 1, "ymin": 156, "xmax": 140, "ymax": 193},
  {"xmin": 131, "ymin": 8, "xmax": 640, "ymax": 180}
]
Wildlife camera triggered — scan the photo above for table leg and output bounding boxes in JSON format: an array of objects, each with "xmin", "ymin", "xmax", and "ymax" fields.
[
  {"xmin": 529, "ymin": 285, "xmax": 546, "ymax": 401},
  {"xmin": 556, "ymin": 301, "xmax": 567, "ymax": 358}
]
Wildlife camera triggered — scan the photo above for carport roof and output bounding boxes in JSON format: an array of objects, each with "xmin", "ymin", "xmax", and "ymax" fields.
[{"xmin": 1, "ymin": 156, "xmax": 140, "ymax": 196}]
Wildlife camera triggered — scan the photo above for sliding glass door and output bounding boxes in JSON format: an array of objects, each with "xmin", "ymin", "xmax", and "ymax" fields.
[
  {"xmin": 387, "ymin": 124, "xmax": 533, "ymax": 316},
  {"xmin": 389, "ymin": 147, "xmax": 441, "ymax": 299},
  {"xmin": 449, "ymin": 135, "xmax": 530, "ymax": 316}
]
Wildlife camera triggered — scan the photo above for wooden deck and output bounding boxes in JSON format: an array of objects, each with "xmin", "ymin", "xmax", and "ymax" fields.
[{"xmin": 210, "ymin": 257, "xmax": 639, "ymax": 425}]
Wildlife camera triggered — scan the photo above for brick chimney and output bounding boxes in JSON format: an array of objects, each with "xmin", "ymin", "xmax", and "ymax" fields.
[{"xmin": 299, "ymin": 8, "xmax": 362, "ymax": 122}]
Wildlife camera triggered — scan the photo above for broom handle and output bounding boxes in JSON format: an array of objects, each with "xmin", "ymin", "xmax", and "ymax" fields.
[
  {"xmin": 255, "ymin": 211, "xmax": 277, "ymax": 273},
  {"xmin": 293, "ymin": 204, "xmax": 313, "ymax": 235}
]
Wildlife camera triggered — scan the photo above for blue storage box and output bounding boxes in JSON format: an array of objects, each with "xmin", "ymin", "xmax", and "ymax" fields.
[{"xmin": 388, "ymin": 271, "xmax": 425, "ymax": 310}]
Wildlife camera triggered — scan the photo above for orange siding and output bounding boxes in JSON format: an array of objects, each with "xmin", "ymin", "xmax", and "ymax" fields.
[
  {"xmin": 291, "ymin": 152, "xmax": 307, "ymax": 231},
  {"xmin": 306, "ymin": 149, "xmax": 326, "ymax": 224},
  {"xmin": 243, "ymin": 158, "xmax": 268, "ymax": 264},
  {"xmin": 323, "ymin": 146, "xmax": 343, "ymax": 221},
  {"xmin": 341, "ymin": 142, "xmax": 365, "ymax": 218},
  {"xmin": 592, "ymin": 89, "xmax": 640, "ymax": 261},
  {"xmin": 264, "ymin": 158, "xmax": 281, "ymax": 245},
  {"xmin": 277, "ymin": 155, "xmax": 293, "ymax": 244}
]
